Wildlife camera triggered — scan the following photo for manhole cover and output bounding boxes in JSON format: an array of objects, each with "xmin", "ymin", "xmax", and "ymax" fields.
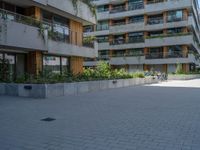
[{"xmin": 41, "ymin": 117, "xmax": 56, "ymax": 122}]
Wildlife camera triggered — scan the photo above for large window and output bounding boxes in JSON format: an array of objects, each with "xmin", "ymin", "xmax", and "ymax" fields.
[
  {"xmin": 167, "ymin": 10, "xmax": 183, "ymax": 22},
  {"xmin": 97, "ymin": 5, "xmax": 109, "ymax": 12},
  {"xmin": 129, "ymin": 15, "xmax": 144, "ymax": 23},
  {"xmin": 128, "ymin": 0, "xmax": 144, "ymax": 10},
  {"xmin": 96, "ymin": 36, "xmax": 109, "ymax": 43},
  {"xmin": 43, "ymin": 55, "xmax": 69, "ymax": 74},
  {"xmin": 42, "ymin": 10, "xmax": 70, "ymax": 42},
  {"xmin": 167, "ymin": 28, "xmax": 183, "ymax": 34},
  {"xmin": 128, "ymin": 48, "xmax": 144, "ymax": 56},
  {"xmin": 128, "ymin": 32, "xmax": 144, "ymax": 43},
  {"xmin": 98, "ymin": 50, "xmax": 109, "ymax": 60},
  {"xmin": 168, "ymin": 46, "xmax": 184, "ymax": 58},
  {"xmin": 0, "ymin": 52, "xmax": 25, "ymax": 81},
  {"xmin": 96, "ymin": 21, "xmax": 109, "ymax": 31}
]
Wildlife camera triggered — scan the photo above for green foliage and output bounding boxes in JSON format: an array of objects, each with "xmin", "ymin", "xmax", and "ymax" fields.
[
  {"xmin": 72, "ymin": 0, "xmax": 96, "ymax": 17},
  {"xmin": 3, "ymin": 61, "xmax": 145, "ymax": 84},
  {"xmin": 83, "ymin": 36, "xmax": 96, "ymax": 43}
]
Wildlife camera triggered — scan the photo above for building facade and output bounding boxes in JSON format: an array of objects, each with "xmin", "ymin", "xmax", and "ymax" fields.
[
  {"xmin": 0, "ymin": 0, "xmax": 97, "ymax": 80},
  {"xmin": 84, "ymin": 0, "xmax": 200, "ymax": 73}
]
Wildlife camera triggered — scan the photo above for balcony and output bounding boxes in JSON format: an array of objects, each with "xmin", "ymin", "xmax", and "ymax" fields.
[
  {"xmin": 128, "ymin": 2, "xmax": 144, "ymax": 11},
  {"xmin": 145, "ymin": 54, "xmax": 197, "ymax": 65},
  {"xmin": 145, "ymin": 33, "xmax": 195, "ymax": 47},
  {"xmin": 110, "ymin": 22, "xmax": 145, "ymax": 34},
  {"xmin": 110, "ymin": 54, "xmax": 145, "ymax": 65},
  {"xmin": 0, "ymin": 9, "xmax": 97, "ymax": 58},
  {"xmin": 145, "ymin": 0, "xmax": 192, "ymax": 14},
  {"xmin": 147, "ymin": 17, "xmax": 164, "ymax": 25},
  {"xmin": 110, "ymin": 6, "xmax": 126, "ymax": 14},
  {"xmin": 32, "ymin": 0, "xmax": 96, "ymax": 24}
]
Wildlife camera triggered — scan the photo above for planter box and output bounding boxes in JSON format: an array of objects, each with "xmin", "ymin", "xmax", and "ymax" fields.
[
  {"xmin": 0, "ymin": 77, "xmax": 159, "ymax": 99},
  {"xmin": 0, "ymin": 83, "xmax": 5, "ymax": 95},
  {"xmin": 168, "ymin": 74, "xmax": 200, "ymax": 80}
]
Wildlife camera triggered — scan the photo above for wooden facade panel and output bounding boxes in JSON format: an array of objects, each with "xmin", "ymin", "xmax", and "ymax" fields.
[
  {"xmin": 70, "ymin": 20, "xmax": 83, "ymax": 46},
  {"xmin": 70, "ymin": 56, "xmax": 84, "ymax": 75}
]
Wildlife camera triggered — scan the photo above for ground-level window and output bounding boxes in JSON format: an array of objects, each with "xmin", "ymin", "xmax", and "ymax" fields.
[
  {"xmin": 43, "ymin": 55, "xmax": 69, "ymax": 74},
  {"xmin": 0, "ymin": 51, "xmax": 26, "ymax": 81}
]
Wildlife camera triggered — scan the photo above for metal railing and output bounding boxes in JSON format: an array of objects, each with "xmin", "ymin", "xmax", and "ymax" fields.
[
  {"xmin": 110, "ymin": 6, "xmax": 126, "ymax": 14},
  {"xmin": 146, "ymin": 0, "xmax": 165, "ymax": 4},
  {"xmin": 145, "ymin": 52, "xmax": 188, "ymax": 59},
  {"xmin": 110, "ymin": 37, "xmax": 144, "ymax": 45},
  {"xmin": 128, "ymin": 2, "xmax": 144, "ymax": 10},
  {"xmin": 147, "ymin": 17, "xmax": 164, "ymax": 25}
]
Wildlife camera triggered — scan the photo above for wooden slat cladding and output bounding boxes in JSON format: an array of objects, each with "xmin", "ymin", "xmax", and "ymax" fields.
[
  {"xmin": 27, "ymin": 51, "xmax": 42, "ymax": 75},
  {"xmin": 25, "ymin": 6, "xmax": 41, "ymax": 20},
  {"xmin": 70, "ymin": 56, "xmax": 84, "ymax": 75},
  {"xmin": 69, "ymin": 20, "xmax": 83, "ymax": 46}
]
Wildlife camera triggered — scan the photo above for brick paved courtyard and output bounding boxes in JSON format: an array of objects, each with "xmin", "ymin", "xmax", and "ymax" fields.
[{"xmin": 0, "ymin": 79, "xmax": 200, "ymax": 150}]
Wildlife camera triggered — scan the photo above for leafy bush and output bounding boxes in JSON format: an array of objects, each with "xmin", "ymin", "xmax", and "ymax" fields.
[{"xmin": 2, "ymin": 61, "xmax": 145, "ymax": 84}]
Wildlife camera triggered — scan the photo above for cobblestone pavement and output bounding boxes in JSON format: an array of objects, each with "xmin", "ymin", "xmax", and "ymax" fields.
[{"xmin": 0, "ymin": 79, "xmax": 200, "ymax": 150}]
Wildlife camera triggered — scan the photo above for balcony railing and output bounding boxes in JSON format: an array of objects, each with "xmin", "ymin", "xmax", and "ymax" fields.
[
  {"xmin": 0, "ymin": 8, "xmax": 93, "ymax": 48},
  {"xmin": 145, "ymin": 52, "xmax": 188, "ymax": 59},
  {"xmin": 110, "ymin": 39, "xmax": 125, "ymax": 45},
  {"xmin": 110, "ymin": 6, "xmax": 126, "ymax": 14},
  {"xmin": 128, "ymin": 2, "xmax": 144, "ymax": 10},
  {"xmin": 145, "ymin": 32, "xmax": 192, "ymax": 39},
  {"xmin": 147, "ymin": 17, "xmax": 164, "ymax": 25},
  {"xmin": 146, "ymin": 0, "xmax": 165, "ymax": 5},
  {"xmin": 128, "ymin": 38, "xmax": 145, "ymax": 43},
  {"xmin": 110, "ymin": 37, "xmax": 144, "ymax": 45},
  {"xmin": 111, "ymin": 53, "xmax": 144, "ymax": 57}
]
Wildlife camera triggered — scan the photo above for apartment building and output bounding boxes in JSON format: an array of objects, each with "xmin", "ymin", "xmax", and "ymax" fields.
[
  {"xmin": 84, "ymin": 0, "xmax": 200, "ymax": 73},
  {"xmin": 0, "ymin": 0, "xmax": 97, "ymax": 80}
]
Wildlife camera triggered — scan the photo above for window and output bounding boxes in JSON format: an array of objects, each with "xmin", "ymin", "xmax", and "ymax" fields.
[
  {"xmin": 128, "ymin": 0, "xmax": 144, "ymax": 10},
  {"xmin": 96, "ymin": 36, "xmax": 109, "ymax": 43},
  {"xmin": 98, "ymin": 50, "xmax": 109, "ymax": 60},
  {"xmin": 129, "ymin": 15, "xmax": 144, "ymax": 23},
  {"xmin": 128, "ymin": 32, "xmax": 144, "ymax": 43},
  {"xmin": 167, "ymin": 10, "xmax": 183, "ymax": 22},
  {"xmin": 97, "ymin": 5, "xmax": 109, "ymax": 12},
  {"xmin": 148, "ymin": 31, "xmax": 163, "ymax": 37},
  {"xmin": 168, "ymin": 46, "xmax": 183, "ymax": 58},
  {"xmin": 167, "ymin": 28, "xmax": 183, "ymax": 34},
  {"xmin": 128, "ymin": 49, "xmax": 144, "ymax": 56},
  {"xmin": 84, "ymin": 26, "xmax": 94, "ymax": 32},
  {"xmin": 43, "ymin": 55, "xmax": 69, "ymax": 74},
  {"xmin": 146, "ymin": 47, "xmax": 163, "ymax": 59},
  {"xmin": 113, "ymin": 50, "xmax": 126, "ymax": 57},
  {"xmin": 43, "ymin": 56, "xmax": 61, "ymax": 74},
  {"xmin": 96, "ymin": 21, "xmax": 109, "ymax": 31}
]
